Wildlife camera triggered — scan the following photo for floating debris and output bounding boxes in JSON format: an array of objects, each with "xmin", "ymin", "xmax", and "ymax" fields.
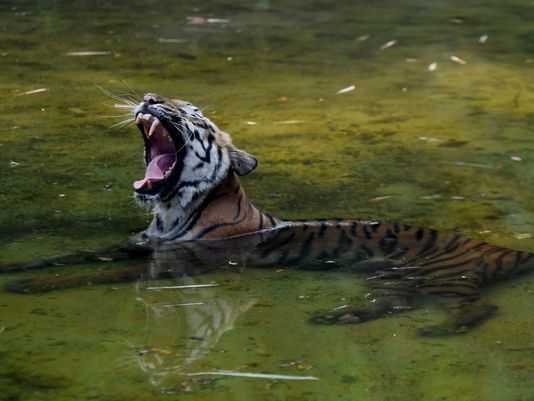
[
  {"xmin": 418, "ymin": 136, "xmax": 440, "ymax": 142},
  {"xmin": 146, "ymin": 284, "xmax": 218, "ymax": 290},
  {"xmin": 479, "ymin": 34, "xmax": 488, "ymax": 44},
  {"xmin": 187, "ymin": 16, "xmax": 230, "ymax": 25},
  {"xmin": 450, "ymin": 196, "xmax": 465, "ymax": 200},
  {"xmin": 428, "ymin": 62, "xmax": 438, "ymax": 72},
  {"xmin": 96, "ymin": 257, "xmax": 114, "ymax": 262},
  {"xmin": 187, "ymin": 16, "xmax": 207, "ymax": 24},
  {"xmin": 245, "ymin": 121, "xmax": 258, "ymax": 126},
  {"xmin": 207, "ymin": 18, "xmax": 231, "ymax": 24},
  {"xmin": 355, "ymin": 35, "xmax": 370, "ymax": 42},
  {"xmin": 158, "ymin": 38, "xmax": 187, "ymax": 44},
  {"xmin": 370, "ymin": 195, "xmax": 392, "ymax": 202},
  {"xmin": 441, "ymin": 161, "xmax": 493, "ymax": 169},
  {"xmin": 449, "ymin": 55, "xmax": 467, "ymax": 65},
  {"xmin": 510, "ymin": 156, "xmax": 522, "ymax": 162},
  {"xmin": 58, "ymin": 193, "xmax": 66, "ymax": 198},
  {"xmin": 227, "ymin": 261, "xmax": 238, "ymax": 266},
  {"xmin": 16, "ymin": 88, "xmax": 47, "ymax": 96},
  {"xmin": 276, "ymin": 96, "xmax": 288, "ymax": 103},
  {"xmin": 405, "ymin": 58, "xmax": 418, "ymax": 63},
  {"xmin": 9, "ymin": 161, "xmax": 21, "ymax": 167},
  {"xmin": 514, "ymin": 233, "xmax": 532, "ymax": 240},
  {"xmin": 279, "ymin": 360, "xmax": 313, "ymax": 370},
  {"xmin": 158, "ymin": 302, "xmax": 204, "ymax": 308},
  {"xmin": 420, "ymin": 194, "xmax": 442, "ymax": 200},
  {"xmin": 184, "ymin": 370, "xmax": 319, "ymax": 381},
  {"xmin": 336, "ymin": 84, "xmax": 356, "ymax": 94},
  {"xmin": 66, "ymin": 51, "xmax": 111, "ymax": 56},
  {"xmin": 379, "ymin": 40, "xmax": 397, "ymax": 50},
  {"xmin": 226, "ymin": 56, "xmax": 233, "ymax": 61},
  {"xmin": 272, "ymin": 120, "xmax": 305, "ymax": 125},
  {"xmin": 448, "ymin": 18, "xmax": 464, "ymax": 24}
]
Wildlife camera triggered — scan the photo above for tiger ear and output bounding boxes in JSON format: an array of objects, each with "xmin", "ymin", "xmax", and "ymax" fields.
[{"xmin": 228, "ymin": 145, "xmax": 258, "ymax": 176}]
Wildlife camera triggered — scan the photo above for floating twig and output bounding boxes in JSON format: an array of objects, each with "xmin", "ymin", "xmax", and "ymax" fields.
[
  {"xmin": 272, "ymin": 120, "xmax": 305, "ymax": 125},
  {"xmin": 184, "ymin": 370, "xmax": 319, "ymax": 381},
  {"xmin": 66, "ymin": 51, "xmax": 111, "ymax": 56},
  {"xmin": 379, "ymin": 40, "xmax": 397, "ymax": 50},
  {"xmin": 449, "ymin": 55, "xmax": 467, "ymax": 65},
  {"xmin": 158, "ymin": 38, "xmax": 187, "ymax": 44},
  {"xmin": 146, "ymin": 284, "xmax": 218, "ymax": 290},
  {"xmin": 336, "ymin": 85, "xmax": 356, "ymax": 94},
  {"xmin": 441, "ymin": 161, "xmax": 493, "ymax": 169},
  {"xmin": 16, "ymin": 88, "xmax": 47, "ymax": 96},
  {"xmin": 428, "ymin": 62, "xmax": 438, "ymax": 72}
]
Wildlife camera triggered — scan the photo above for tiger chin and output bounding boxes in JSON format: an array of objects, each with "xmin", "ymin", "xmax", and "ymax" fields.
[{"xmin": 2, "ymin": 93, "xmax": 533, "ymax": 337}]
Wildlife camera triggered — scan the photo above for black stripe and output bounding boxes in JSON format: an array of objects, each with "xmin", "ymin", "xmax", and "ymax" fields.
[
  {"xmin": 267, "ymin": 214, "xmax": 277, "ymax": 228},
  {"xmin": 415, "ymin": 228, "xmax": 424, "ymax": 241},
  {"xmin": 318, "ymin": 221, "xmax": 328, "ymax": 239},
  {"xmin": 233, "ymin": 194, "xmax": 244, "ymax": 219},
  {"xmin": 156, "ymin": 216, "xmax": 164, "ymax": 231},
  {"xmin": 371, "ymin": 222, "xmax": 381, "ymax": 232},
  {"xmin": 379, "ymin": 229, "xmax": 398, "ymax": 255},
  {"xmin": 283, "ymin": 232, "xmax": 316, "ymax": 265},
  {"xmin": 350, "ymin": 221, "xmax": 357, "ymax": 237},
  {"xmin": 416, "ymin": 230, "xmax": 438, "ymax": 256},
  {"xmin": 337, "ymin": 230, "xmax": 353, "ymax": 248},
  {"xmin": 444, "ymin": 235, "xmax": 461, "ymax": 251},
  {"xmin": 363, "ymin": 225, "xmax": 372, "ymax": 240},
  {"xmin": 276, "ymin": 232, "xmax": 297, "ymax": 247},
  {"xmin": 191, "ymin": 204, "xmax": 250, "ymax": 240},
  {"xmin": 419, "ymin": 242, "xmax": 486, "ymax": 267},
  {"xmin": 492, "ymin": 249, "xmax": 514, "ymax": 277}
]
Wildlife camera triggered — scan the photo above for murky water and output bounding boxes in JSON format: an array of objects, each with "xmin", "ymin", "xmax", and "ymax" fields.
[{"xmin": 1, "ymin": 0, "xmax": 533, "ymax": 400}]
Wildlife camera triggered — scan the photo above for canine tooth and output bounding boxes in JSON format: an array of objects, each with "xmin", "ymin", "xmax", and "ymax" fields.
[
  {"xmin": 148, "ymin": 119, "xmax": 160, "ymax": 137},
  {"xmin": 143, "ymin": 114, "xmax": 152, "ymax": 121}
]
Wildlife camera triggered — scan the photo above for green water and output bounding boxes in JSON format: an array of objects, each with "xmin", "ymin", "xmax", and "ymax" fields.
[{"xmin": 1, "ymin": 0, "xmax": 533, "ymax": 400}]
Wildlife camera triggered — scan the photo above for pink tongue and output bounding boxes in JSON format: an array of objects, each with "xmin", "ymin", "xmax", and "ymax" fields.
[{"xmin": 133, "ymin": 153, "xmax": 176, "ymax": 190}]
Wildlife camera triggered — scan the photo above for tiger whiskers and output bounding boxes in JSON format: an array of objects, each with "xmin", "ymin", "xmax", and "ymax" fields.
[
  {"xmin": 97, "ymin": 84, "xmax": 140, "ymax": 109},
  {"xmin": 97, "ymin": 86, "xmax": 140, "ymax": 129},
  {"xmin": 109, "ymin": 117, "xmax": 136, "ymax": 129}
]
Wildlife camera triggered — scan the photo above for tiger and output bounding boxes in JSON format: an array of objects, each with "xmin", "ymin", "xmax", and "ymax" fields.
[{"xmin": 2, "ymin": 93, "xmax": 533, "ymax": 336}]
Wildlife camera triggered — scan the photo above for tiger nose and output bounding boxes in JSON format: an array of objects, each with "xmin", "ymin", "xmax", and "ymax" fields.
[{"xmin": 144, "ymin": 93, "xmax": 162, "ymax": 104}]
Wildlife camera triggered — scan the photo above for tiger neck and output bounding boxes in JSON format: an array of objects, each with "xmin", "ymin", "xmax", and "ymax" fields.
[{"xmin": 145, "ymin": 172, "xmax": 280, "ymax": 240}]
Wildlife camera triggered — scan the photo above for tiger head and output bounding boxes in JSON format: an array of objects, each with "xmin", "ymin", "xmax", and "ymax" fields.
[{"xmin": 132, "ymin": 94, "xmax": 257, "ymax": 211}]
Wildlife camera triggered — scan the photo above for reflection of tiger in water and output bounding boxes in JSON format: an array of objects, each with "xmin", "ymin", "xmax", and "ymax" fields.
[{"xmin": 3, "ymin": 93, "xmax": 533, "ymax": 335}]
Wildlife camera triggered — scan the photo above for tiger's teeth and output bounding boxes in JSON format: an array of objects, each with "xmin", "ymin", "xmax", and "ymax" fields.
[{"xmin": 148, "ymin": 119, "xmax": 160, "ymax": 138}]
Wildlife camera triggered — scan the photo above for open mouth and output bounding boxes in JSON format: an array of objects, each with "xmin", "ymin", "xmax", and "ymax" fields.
[{"xmin": 134, "ymin": 113, "xmax": 182, "ymax": 195}]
